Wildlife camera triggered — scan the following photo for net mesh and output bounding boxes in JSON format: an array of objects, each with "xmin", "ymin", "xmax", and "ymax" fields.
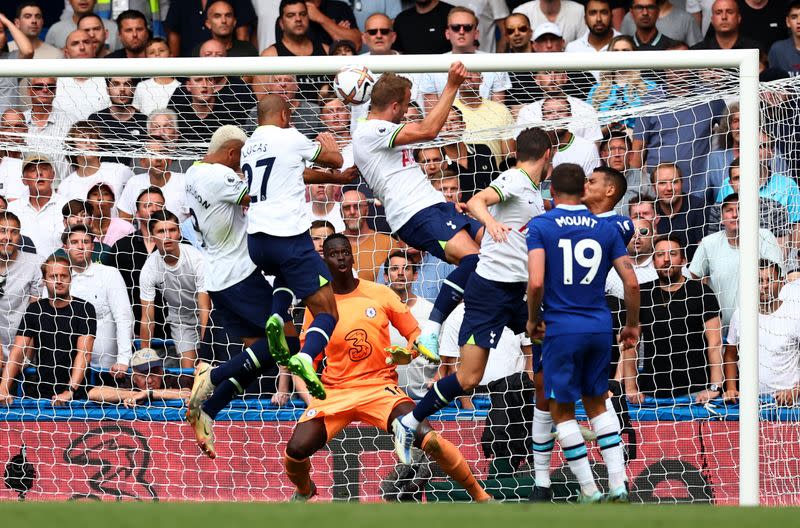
[{"xmin": 0, "ymin": 63, "xmax": 798, "ymax": 504}]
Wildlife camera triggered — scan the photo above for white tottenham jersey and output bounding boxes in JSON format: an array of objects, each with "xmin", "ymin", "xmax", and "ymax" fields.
[
  {"xmin": 184, "ymin": 162, "xmax": 256, "ymax": 292},
  {"xmin": 352, "ymin": 119, "xmax": 444, "ymax": 230},
  {"xmin": 476, "ymin": 168, "xmax": 544, "ymax": 283},
  {"xmin": 242, "ymin": 125, "xmax": 321, "ymax": 237}
]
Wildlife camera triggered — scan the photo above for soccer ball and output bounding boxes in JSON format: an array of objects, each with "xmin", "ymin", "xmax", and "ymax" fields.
[{"xmin": 333, "ymin": 66, "xmax": 376, "ymax": 105}]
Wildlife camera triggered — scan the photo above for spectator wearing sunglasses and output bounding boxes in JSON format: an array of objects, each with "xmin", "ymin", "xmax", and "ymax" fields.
[
  {"xmin": 606, "ymin": 217, "xmax": 659, "ymax": 299},
  {"xmin": 449, "ymin": 0, "xmax": 509, "ymax": 52},
  {"xmin": 512, "ymin": 0, "xmax": 586, "ymax": 43},
  {"xmin": 419, "ymin": 7, "xmax": 511, "ymax": 114},
  {"xmin": 393, "ymin": 0, "xmax": 455, "ymax": 54}
]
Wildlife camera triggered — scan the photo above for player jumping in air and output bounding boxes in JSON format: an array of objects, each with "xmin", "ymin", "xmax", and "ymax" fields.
[
  {"xmin": 283, "ymin": 234, "xmax": 491, "ymax": 502},
  {"xmin": 526, "ymin": 163, "xmax": 640, "ymax": 503},
  {"xmin": 353, "ymin": 61, "xmax": 483, "ymax": 361},
  {"xmin": 391, "ymin": 127, "xmax": 552, "ymax": 464}
]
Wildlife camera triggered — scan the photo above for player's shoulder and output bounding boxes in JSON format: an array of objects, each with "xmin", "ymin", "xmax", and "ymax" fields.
[
  {"xmin": 358, "ymin": 279, "xmax": 394, "ymax": 298},
  {"xmin": 355, "ymin": 118, "xmax": 396, "ymax": 138}
]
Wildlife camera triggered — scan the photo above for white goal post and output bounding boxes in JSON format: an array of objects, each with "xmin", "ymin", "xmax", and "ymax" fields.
[{"xmin": 0, "ymin": 50, "xmax": 761, "ymax": 505}]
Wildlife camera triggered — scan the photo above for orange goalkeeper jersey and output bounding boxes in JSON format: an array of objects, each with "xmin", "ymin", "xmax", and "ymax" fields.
[{"xmin": 301, "ymin": 280, "xmax": 420, "ymax": 388}]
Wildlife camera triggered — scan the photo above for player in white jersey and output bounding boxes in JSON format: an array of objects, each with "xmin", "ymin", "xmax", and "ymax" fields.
[
  {"xmin": 183, "ymin": 126, "xmax": 305, "ymax": 458},
  {"xmin": 392, "ymin": 128, "xmax": 553, "ymax": 463},
  {"xmin": 242, "ymin": 95, "xmax": 352, "ymax": 402},
  {"xmin": 353, "ymin": 61, "xmax": 481, "ymax": 361}
]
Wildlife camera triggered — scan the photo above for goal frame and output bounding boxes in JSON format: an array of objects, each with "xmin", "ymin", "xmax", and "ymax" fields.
[{"xmin": 1, "ymin": 49, "xmax": 761, "ymax": 505}]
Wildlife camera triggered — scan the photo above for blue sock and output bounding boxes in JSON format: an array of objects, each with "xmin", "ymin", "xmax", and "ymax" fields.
[
  {"xmin": 430, "ymin": 253, "xmax": 479, "ymax": 324},
  {"xmin": 271, "ymin": 286, "xmax": 295, "ymax": 323},
  {"xmin": 209, "ymin": 339, "xmax": 273, "ymax": 386},
  {"xmin": 410, "ymin": 374, "xmax": 465, "ymax": 423},
  {"xmin": 286, "ymin": 335, "xmax": 300, "ymax": 354},
  {"xmin": 301, "ymin": 312, "xmax": 336, "ymax": 361}
]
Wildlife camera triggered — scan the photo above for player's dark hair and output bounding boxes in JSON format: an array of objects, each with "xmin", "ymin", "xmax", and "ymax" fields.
[
  {"xmin": 15, "ymin": 1, "xmax": 41, "ymax": 19},
  {"xmin": 41, "ymin": 255, "xmax": 71, "ymax": 276},
  {"xmin": 279, "ymin": 0, "xmax": 307, "ymax": 17},
  {"xmin": 0, "ymin": 210, "xmax": 21, "ymax": 228},
  {"xmin": 135, "ymin": 186, "xmax": 165, "ymax": 208},
  {"xmin": 721, "ymin": 192, "xmax": 739, "ymax": 209},
  {"xmin": 322, "ymin": 232, "xmax": 350, "ymax": 251},
  {"xmin": 593, "ymin": 166, "xmax": 627, "ymax": 203},
  {"xmin": 653, "ymin": 234, "xmax": 684, "ymax": 258},
  {"xmin": 550, "ymin": 163, "xmax": 586, "ymax": 196},
  {"xmin": 370, "ymin": 73, "xmax": 412, "ymax": 111},
  {"xmin": 515, "ymin": 127, "xmax": 552, "ymax": 163},
  {"xmin": 383, "ymin": 249, "xmax": 418, "ymax": 277},
  {"xmin": 310, "ymin": 219, "xmax": 336, "ymax": 233},
  {"xmin": 61, "ymin": 223, "xmax": 91, "ymax": 245},
  {"xmin": 148, "ymin": 209, "xmax": 179, "ymax": 233},
  {"xmin": 61, "ymin": 199, "xmax": 92, "ymax": 219},
  {"xmin": 116, "ymin": 9, "xmax": 148, "ymax": 31}
]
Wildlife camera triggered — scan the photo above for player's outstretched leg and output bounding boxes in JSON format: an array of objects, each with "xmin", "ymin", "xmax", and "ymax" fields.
[
  {"xmin": 284, "ymin": 419, "xmax": 328, "ymax": 501},
  {"xmin": 289, "ymin": 285, "xmax": 339, "ymax": 400}
]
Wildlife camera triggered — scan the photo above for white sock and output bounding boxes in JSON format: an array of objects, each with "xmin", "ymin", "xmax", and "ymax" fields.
[
  {"xmin": 604, "ymin": 396, "xmax": 623, "ymax": 429},
  {"xmin": 298, "ymin": 352, "xmax": 313, "ymax": 365},
  {"xmin": 420, "ymin": 319, "xmax": 442, "ymax": 338},
  {"xmin": 400, "ymin": 413, "xmax": 420, "ymax": 430},
  {"xmin": 556, "ymin": 420, "xmax": 598, "ymax": 497},
  {"xmin": 532, "ymin": 408, "xmax": 554, "ymax": 488},
  {"xmin": 591, "ymin": 410, "xmax": 627, "ymax": 490}
]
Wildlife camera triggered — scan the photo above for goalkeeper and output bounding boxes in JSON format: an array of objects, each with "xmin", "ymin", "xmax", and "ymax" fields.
[{"xmin": 283, "ymin": 234, "xmax": 490, "ymax": 502}]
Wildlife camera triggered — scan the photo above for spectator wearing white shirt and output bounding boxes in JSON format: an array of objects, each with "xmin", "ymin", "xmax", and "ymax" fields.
[
  {"xmin": 385, "ymin": 249, "xmax": 437, "ymax": 399},
  {"xmin": 419, "ymin": 7, "xmax": 511, "ymax": 114},
  {"xmin": 52, "ymin": 30, "xmax": 111, "ymax": 124},
  {"xmin": 0, "ymin": 211, "xmax": 43, "ymax": 362},
  {"xmin": 0, "ymin": 109, "xmax": 29, "ymax": 201},
  {"xmin": 565, "ymin": 0, "xmax": 621, "ymax": 62},
  {"xmin": 119, "ymin": 140, "xmax": 188, "ymax": 222},
  {"xmin": 63, "ymin": 223, "xmax": 134, "ymax": 378},
  {"xmin": 686, "ymin": 0, "xmax": 714, "ymax": 35},
  {"xmin": 133, "ymin": 39, "xmax": 182, "ymax": 116},
  {"xmin": 7, "ymin": 154, "xmax": 64, "ymax": 256},
  {"xmin": 513, "ymin": 0, "xmax": 587, "ymax": 42},
  {"xmin": 606, "ymin": 217, "xmax": 659, "ymax": 298},
  {"xmin": 22, "ymin": 77, "xmax": 72, "ymax": 180},
  {"xmin": 57, "ymin": 121, "xmax": 133, "ymax": 203},
  {"xmin": 725, "ymin": 260, "xmax": 800, "ymax": 404},
  {"xmin": 139, "ymin": 210, "xmax": 210, "ymax": 369},
  {"xmin": 542, "ymin": 96, "xmax": 601, "ymax": 177}
]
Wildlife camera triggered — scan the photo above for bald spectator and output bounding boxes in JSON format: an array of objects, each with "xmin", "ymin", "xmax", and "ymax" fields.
[
  {"xmin": 621, "ymin": 0, "xmax": 702, "ymax": 47},
  {"xmin": 10, "ymin": 2, "xmax": 62, "ymax": 59},
  {"xmin": 420, "ymin": 7, "xmax": 511, "ymax": 113},
  {"xmin": 512, "ymin": 0, "xmax": 587, "ymax": 42},
  {"xmin": 166, "ymin": 0, "xmax": 256, "ymax": 57},
  {"xmin": 566, "ymin": 0, "xmax": 620, "ymax": 53},
  {"xmin": 691, "ymin": 0, "xmax": 764, "ymax": 51},
  {"xmin": 7, "ymin": 154, "xmax": 64, "ymax": 256},
  {"xmin": 503, "ymin": 12, "xmax": 535, "ymax": 52},
  {"xmin": 191, "ymin": 1, "xmax": 258, "ymax": 57},
  {"xmin": 543, "ymin": 97, "xmax": 601, "ymax": 177},
  {"xmin": 341, "ymin": 189, "xmax": 396, "ymax": 281},
  {"xmin": 77, "ymin": 13, "xmax": 110, "ymax": 57},
  {"xmin": 53, "ymin": 30, "xmax": 111, "ymax": 123},
  {"xmin": 105, "ymin": 10, "xmax": 150, "ymax": 59},
  {"xmin": 45, "ymin": 0, "xmax": 119, "ymax": 51},
  {"xmin": 0, "ymin": 110, "xmax": 29, "ymax": 201},
  {"xmin": 133, "ymin": 39, "xmax": 182, "ymax": 116},
  {"xmin": 393, "ymin": 0, "xmax": 454, "ymax": 54}
]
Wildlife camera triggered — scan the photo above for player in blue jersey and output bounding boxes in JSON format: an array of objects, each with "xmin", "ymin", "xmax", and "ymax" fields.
[
  {"xmin": 391, "ymin": 127, "xmax": 552, "ymax": 463},
  {"xmin": 526, "ymin": 163, "xmax": 640, "ymax": 503},
  {"xmin": 584, "ymin": 167, "xmax": 635, "ymax": 246}
]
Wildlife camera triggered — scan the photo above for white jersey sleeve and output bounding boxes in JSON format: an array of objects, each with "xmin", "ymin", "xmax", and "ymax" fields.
[{"xmin": 352, "ymin": 119, "xmax": 444, "ymax": 230}]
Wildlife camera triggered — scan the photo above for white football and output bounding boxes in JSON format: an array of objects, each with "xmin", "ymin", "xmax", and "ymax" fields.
[{"xmin": 333, "ymin": 65, "xmax": 376, "ymax": 105}]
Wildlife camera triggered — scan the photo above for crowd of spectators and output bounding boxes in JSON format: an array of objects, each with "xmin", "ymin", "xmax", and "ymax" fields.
[{"xmin": 0, "ymin": 0, "xmax": 799, "ymax": 408}]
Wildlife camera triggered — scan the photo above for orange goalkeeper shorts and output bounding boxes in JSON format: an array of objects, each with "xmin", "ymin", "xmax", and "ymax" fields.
[{"xmin": 299, "ymin": 381, "xmax": 413, "ymax": 441}]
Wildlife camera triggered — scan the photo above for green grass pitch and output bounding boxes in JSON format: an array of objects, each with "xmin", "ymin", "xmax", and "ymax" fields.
[{"xmin": 1, "ymin": 502, "xmax": 797, "ymax": 528}]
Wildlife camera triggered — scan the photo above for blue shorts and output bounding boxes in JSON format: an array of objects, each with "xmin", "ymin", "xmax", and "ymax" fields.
[
  {"xmin": 209, "ymin": 270, "xmax": 273, "ymax": 338},
  {"xmin": 542, "ymin": 332, "xmax": 612, "ymax": 403},
  {"xmin": 458, "ymin": 274, "xmax": 527, "ymax": 349},
  {"xmin": 395, "ymin": 202, "xmax": 482, "ymax": 261},
  {"xmin": 532, "ymin": 342, "xmax": 543, "ymax": 373},
  {"xmin": 247, "ymin": 232, "xmax": 332, "ymax": 301}
]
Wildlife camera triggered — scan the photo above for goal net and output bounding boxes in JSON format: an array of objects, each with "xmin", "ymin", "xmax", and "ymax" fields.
[{"xmin": 0, "ymin": 52, "xmax": 791, "ymax": 505}]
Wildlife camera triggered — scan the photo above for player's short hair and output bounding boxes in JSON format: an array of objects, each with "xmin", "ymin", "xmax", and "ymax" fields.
[
  {"xmin": 593, "ymin": 166, "xmax": 627, "ymax": 204},
  {"xmin": 15, "ymin": 1, "xmax": 42, "ymax": 18},
  {"xmin": 135, "ymin": 186, "xmax": 165, "ymax": 208},
  {"xmin": 447, "ymin": 6, "xmax": 479, "ymax": 25},
  {"xmin": 650, "ymin": 162, "xmax": 682, "ymax": 184},
  {"xmin": 279, "ymin": 0, "xmax": 306, "ymax": 17},
  {"xmin": 383, "ymin": 249, "xmax": 418, "ymax": 277},
  {"xmin": 41, "ymin": 255, "xmax": 71, "ymax": 276},
  {"xmin": 61, "ymin": 223, "xmax": 92, "ymax": 245},
  {"xmin": 370, "ymin": 73, "xmax": 412, "ymax": 112},
  {"xmin": 652, "ymin": 234, "xmax": 684, "ymax": 257},
  {"xmin": 550, "ymin": 163, "xmax": 586, "ymax": 196},
  {"xmin": 208, "ymin": 125, "xmax": 247, "ymax": 154},
  {"xmin": 148, "ymin": 209, "xmax": 180, "ymax": 233},
  {"xmin": 322, "ymin": 232, "xmax": 350, "ymax": 252},
  {"xmin": 310, "ymin": 219, "xmax": 336, "ymax": 233},
  {"xmin": 116, "ymin": 9, "xmax": 148, "ymax": 30},
  {"xmin": 515, "ymin": 127, "xmax": 552, "ymax": 163},
  {"xmin": 0, "ymin": 210, "xmax": 21, "ymax": 228},
  {"xmin": 61, "ymin": 199, "xmax": 92, "ymax": 218}
]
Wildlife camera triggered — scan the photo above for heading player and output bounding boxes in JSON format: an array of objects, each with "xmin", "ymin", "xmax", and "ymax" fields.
[
  {"xmin": 283, "ymin": 234, "xmax": 490, "ymax": 502},
  {"xmin": 352, "ymin": 61, "xmax": 482, "ymax": 360},
  {"xmin": 583, "ymin": 167, "xmax": 634, "ymax": 246},
  {"xmin": 242, "ymin": 95, "xmax": 352, "ymax": 400},
  {"xmin": 184, "ymin": 126, "xmax": 300, "ymax": 458},
  {"xmin": 391, "ymin": 127, "xmax": 552, "ymax": 463},
  {"xmin": 526, "ymin": 163, "xmax": 640, "ymax": 503}
]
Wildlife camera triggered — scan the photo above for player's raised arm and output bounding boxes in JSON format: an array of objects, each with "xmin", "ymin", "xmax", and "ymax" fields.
[
  {"xmin": 467, "ymin": 186, "xmax": 511, "ymax": 242},
  {"xmin": 392, "ymin": 62, "xmax": 467, "ymax": 147},
  {"xmin": 313, "ymin": 132, "xmax": 344, "ymax": 169}
]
